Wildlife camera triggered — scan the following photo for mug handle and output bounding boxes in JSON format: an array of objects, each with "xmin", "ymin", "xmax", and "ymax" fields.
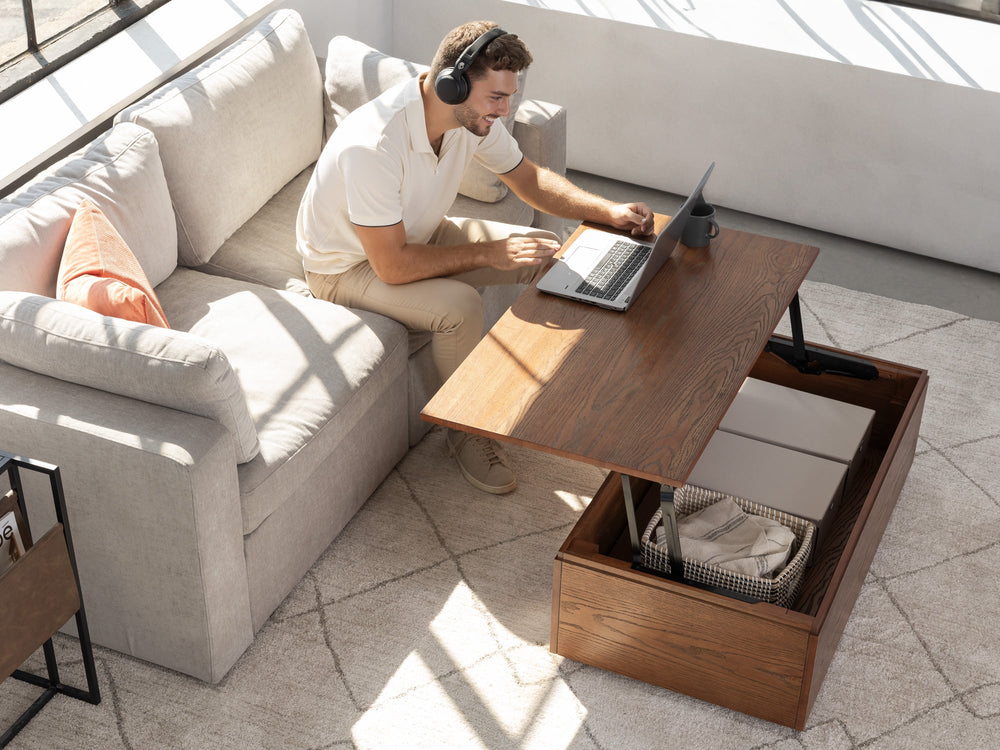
[{"xmin": 708, "ymin": 220, "xmax": 719, "ymax": 239}]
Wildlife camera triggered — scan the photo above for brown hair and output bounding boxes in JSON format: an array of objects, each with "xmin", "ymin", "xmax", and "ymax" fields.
[{"xmin": 428, "ymin": 21, "xmax": 532, "ymax": 83}]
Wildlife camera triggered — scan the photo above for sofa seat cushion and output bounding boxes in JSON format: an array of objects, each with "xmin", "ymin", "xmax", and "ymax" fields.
[
  {"xmin": 153, "ymin": 269, "xmax": 409, "ymax": 534},
  {"xmin": 116, "ymin": 9, "xmax": 323, "ymax": 267},
  {"xmin": 0, "ymin": 122, "xmax": 177, "ymax": 296},
  {"xmin": 0, "ymin": 290, "xmax": 259, "ymax": 462},
  {"xmin": 198, "ymin": 167, "xmax": 313, "ymax": 298}
]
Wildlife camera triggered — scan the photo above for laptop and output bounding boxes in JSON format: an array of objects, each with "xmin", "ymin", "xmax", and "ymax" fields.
[{"xmin": 537, "ymin": 162, "xmax": 715, "ymax": 311}]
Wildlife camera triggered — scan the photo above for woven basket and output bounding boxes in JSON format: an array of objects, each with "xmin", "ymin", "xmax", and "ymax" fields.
[{"xmin": 640, "ymin": 485, "xmax": 815, "ymax": 607}]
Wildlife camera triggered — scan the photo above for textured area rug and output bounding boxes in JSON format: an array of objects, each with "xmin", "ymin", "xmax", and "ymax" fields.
[{"xmin": 2, "ymin": 280, "xmax": 999, "ymax": 749}]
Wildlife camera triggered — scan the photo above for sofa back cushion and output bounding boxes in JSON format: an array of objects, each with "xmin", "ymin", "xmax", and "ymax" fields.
[
  {"xmin": 324, "ymin": 35, "xmax": 525, "ymax": 204},
  {"xmin": 0, "ymin": 291, "xmax": 259, "ymax": 463},
  {"xmin": 0, "ymin": 123, "xmax": 177, "ymax": 296},
  {"xmin": 115, "ymin": 8, "xmax": 323, "ymax": 267}
]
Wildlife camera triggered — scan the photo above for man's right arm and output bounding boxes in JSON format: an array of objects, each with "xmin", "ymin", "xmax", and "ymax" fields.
[{"xmin": 354, "ymin": 222, "xmax": 558, "ymax": 285}]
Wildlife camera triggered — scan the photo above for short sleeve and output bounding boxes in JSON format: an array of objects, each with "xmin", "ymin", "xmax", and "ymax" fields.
[
  {"xmin": 339, "ymin": 145, "xmax": 405, "ymax": 228},
  {"xmin": 472, "ymin": 123, "xmax": 523, "ymax": 176}
]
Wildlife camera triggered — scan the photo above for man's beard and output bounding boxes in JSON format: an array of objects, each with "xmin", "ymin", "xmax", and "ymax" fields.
[{"xmin": 454, "ymin": 103, "xmax": 494, "ymax": 137}]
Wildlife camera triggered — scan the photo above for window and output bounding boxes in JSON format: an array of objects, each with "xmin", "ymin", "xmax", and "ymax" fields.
[
  {"xmin": 0, "ymin": 0, "xmax": 172, "ymax": 103},
  {"xmin": 884, "ymin": 0, "xmax": 999, "ymax": 21}
]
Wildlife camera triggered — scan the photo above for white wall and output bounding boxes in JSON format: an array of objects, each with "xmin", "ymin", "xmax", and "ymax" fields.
[
  {"xmin": 373, "ymin": 0, "xmax": 999, "ymax": 273},
  {"xmin": 283, "ymin": 0, "xmax": 392, "ymax": 55},
  {"xmin": 8, "ymin": 0, "xmax": 998, "ymax": 273}
]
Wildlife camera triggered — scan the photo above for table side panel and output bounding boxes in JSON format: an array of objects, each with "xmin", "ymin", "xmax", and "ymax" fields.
[
  {"xmin": 803, "ymin": 370, "xmax": 927, "ymax": 719},
  {"xmin": 553, "ymin": 560, "xmax": 811, "ymax": 728}
]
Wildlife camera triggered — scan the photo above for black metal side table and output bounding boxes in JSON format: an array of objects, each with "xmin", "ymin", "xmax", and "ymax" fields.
[{"xmin": 0, "ymin": 451, "xmax": 100, "ymax": 746}]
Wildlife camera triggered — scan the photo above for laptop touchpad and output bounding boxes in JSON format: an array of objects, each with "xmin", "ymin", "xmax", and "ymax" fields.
[{"xmin": 565, "ymin": 245, "xmax": 603, "ymax": 274}]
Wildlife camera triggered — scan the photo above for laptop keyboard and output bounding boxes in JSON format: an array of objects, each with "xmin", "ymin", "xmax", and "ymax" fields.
[{"xmin": 576, "ymin": 240, "xmax": 652, "ymax": 300}]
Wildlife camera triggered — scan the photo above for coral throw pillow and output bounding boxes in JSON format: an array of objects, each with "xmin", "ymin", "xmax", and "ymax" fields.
[{"xmin": 57, "ymin": 199, "xmax": 170, "ymax": 327}]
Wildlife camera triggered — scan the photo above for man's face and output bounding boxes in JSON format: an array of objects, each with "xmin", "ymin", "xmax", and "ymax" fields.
[{"xmin": 453, "ymin": 68, "xmax": 518, "ymax": 137}]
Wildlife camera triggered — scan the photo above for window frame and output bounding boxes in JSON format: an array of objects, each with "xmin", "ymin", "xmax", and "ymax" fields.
[
  {"xmin": 1, "ymin": 0, "xmax": 173, "ymax": 104},
  {"xmin": 888, "ymin": 0, "xmax": 1000, "ymax": 23}
]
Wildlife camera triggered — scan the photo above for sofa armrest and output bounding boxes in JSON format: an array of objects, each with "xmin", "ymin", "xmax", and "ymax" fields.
[
  {"xmin": 512, "ymin": 99, "xmax": 569, "ymax": 237},
  {"xmin": 513, "ymin": 99, "xmax": 568, "ymax": 178},
  {"xmin": 0, "ymin": 291, "xmax": 259, "ymax": 463},
  {"xmin": 0, "ymin": 361, "xmax": 253, "ymax": 682}
]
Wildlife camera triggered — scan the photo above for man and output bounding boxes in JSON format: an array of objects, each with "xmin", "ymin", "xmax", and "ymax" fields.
[{"xmin": 297, "ymin": 21, "xmax": 654, "ymax": 495}]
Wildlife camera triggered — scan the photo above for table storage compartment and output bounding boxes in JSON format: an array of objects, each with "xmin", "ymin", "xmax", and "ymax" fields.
[{"xmin": 551, "ymin": 342, "xmax": 927, "ymax": 730}]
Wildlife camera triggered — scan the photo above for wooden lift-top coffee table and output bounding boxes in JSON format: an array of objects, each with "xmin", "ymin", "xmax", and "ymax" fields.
[{"xmin": 422, "ymin": 216, "xmax": 926, "ymax": 729}]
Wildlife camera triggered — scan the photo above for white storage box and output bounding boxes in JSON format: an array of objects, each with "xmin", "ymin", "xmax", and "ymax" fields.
[
  {"xmin": 719, "ymin": 378, "xmax": 875, "ymax": 489},
  {"xmin": 687, "ymin": 430, "xmax": 847, "ymax": 547}
]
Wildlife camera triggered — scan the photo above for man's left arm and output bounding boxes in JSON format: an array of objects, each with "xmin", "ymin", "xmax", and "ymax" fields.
[{"xmin": 499, "ymin": 158, "xmax": 655, "ymax": 236}]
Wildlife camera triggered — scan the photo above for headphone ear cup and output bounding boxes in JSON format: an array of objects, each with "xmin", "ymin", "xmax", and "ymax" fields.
[
  {"xmin": 435, "ymin": 27, "xmax": 507, "ymax": 105},
  {"xmin": 434, "ymin": 67, "xmax": 468, "ymax": 105}
]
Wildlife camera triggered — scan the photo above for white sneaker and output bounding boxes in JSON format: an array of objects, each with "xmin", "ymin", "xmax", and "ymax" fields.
[{"xmin": 447, "ymin": 430, "xmax": 517, "ymax": 495}]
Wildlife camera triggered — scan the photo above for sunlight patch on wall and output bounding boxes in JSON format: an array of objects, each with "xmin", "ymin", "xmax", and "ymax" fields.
[{"xmin": 500, "ymin": 0, "xmax": 1000, "ymax": 90}]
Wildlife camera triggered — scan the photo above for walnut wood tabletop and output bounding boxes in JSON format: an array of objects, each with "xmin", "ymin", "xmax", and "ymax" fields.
[{"xmin": 421, "ymin": 215, "xmax": 819, "ymax": 486}]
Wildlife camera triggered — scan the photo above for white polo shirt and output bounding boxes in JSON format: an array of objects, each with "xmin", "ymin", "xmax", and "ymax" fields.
[{"xmin": 296, "ymin": 75, "xmax": 524, "ymax": 276}]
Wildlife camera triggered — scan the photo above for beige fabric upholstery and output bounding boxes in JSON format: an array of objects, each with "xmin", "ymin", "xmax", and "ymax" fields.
[
  {"xmin": 0, "ymin": 6, "xmax": 568, "ymax": 683},
  {"xmin": 116, "ymin": 8, "xmax": 323, "ymax": 267},
  {"xmin": 198, "ymin": 167, "xmax": 313, "ymax": 298},
  {"xmin": 0, "ymin": 359, "xmax": 254, "ymax": 683},
  {"xmin": 0, "ymin": 291, "xmax": 260, "ymax": 463},
  {"xmin": 240, "ymin": 354, "xmax": 409, "ymax": 630},
  {"xmin": 154, "ymin": 269, "xmax": 410, "ymax": 535},
  {"xmin": 448, "ymin": 191, "xmax": 533, "ymax": 228},
  {"xmin": 0, "ymin": 123, "xmax": 176, "ymax": 295}
]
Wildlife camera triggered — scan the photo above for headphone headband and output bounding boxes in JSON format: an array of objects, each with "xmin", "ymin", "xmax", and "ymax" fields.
[
  {"xmin": 434, "ymin": 27, "xmax": 509, "ymax": 105},
  {"xmin": 453, "ymin": 27, "xmax": 507, "ymax": 74}
]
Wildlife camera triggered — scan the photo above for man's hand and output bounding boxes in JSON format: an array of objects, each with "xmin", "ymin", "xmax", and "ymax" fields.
[
  {"xmin": 500, "ymin": 161, "xmax": 656, "ymax": 237},
  {"xmin": 485, "ymin": 236, "xmax": 560, "ymax": 271},
  {"xmin": 355, "ymin": 222, "xmax": 559, "ymax": 284},
  {"xmin": 606, "ymin": 202, "xmax": 655, "ymax": 236}
]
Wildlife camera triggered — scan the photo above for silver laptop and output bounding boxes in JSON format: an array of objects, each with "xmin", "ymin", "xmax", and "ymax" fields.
[{"xmin": 537, "ymin": 163, "xmax": 715, "ymax": 311}]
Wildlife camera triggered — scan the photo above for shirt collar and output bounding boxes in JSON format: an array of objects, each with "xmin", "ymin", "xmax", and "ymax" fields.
[{"xmin": 405, "ymin": 74, "xmax": 435, "ymax": 155}]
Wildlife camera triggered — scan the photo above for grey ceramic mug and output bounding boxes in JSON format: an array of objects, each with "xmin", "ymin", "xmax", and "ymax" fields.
[{"xmin": 682, "ymin": 203, "xmax": 720, "ymax": 248}]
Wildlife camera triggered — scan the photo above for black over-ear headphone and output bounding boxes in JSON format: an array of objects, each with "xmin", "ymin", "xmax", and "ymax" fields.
[{"xmin": 434, "ymin": 27, "xmax": 509, "ymax": 105}]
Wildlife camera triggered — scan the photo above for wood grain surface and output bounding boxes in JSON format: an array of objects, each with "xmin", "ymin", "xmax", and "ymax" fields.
[{"xmin": 422, "ymin": 217, "xmax": 819, "ymax": 485}]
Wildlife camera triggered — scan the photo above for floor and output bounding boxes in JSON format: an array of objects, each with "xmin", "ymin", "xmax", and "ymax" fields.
[{"xmin": 569, "ymin": 169, "xmax": 1000, "ymax": 323}]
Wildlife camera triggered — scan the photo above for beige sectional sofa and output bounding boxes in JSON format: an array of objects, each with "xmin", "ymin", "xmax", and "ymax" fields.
[{"xmin": 0, "ymin": 9, "xmax": 566, "ymax": 682}]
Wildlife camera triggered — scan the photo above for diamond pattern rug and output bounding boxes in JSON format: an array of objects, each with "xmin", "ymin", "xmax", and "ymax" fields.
[{"xmin": 3, "ymin": 280, "xmax": 998, "ymax": 749}]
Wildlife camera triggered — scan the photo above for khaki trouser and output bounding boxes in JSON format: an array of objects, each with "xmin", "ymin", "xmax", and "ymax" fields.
[{"xmin": 306, "ymin": 216, "xmax": 559, "ymax": 382}]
